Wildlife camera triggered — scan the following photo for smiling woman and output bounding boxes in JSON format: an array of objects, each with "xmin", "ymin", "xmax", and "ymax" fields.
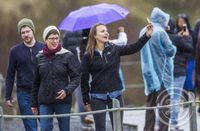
[
  {"xmin": 31, "ymin": 25, "xmax": 80, "ymax": 131},
  {"xmin": 81, "ymin": 23, "xmax": 153, "ymax": 131},
  {"xmin": 46, "ymin": 34, "xmax": 60, "ymax": 50}
]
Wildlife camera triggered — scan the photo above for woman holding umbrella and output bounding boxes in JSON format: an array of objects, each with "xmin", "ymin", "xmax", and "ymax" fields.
[{"xmin": 81, "ymin": 23, "xmax": 153, "ymax": 130}]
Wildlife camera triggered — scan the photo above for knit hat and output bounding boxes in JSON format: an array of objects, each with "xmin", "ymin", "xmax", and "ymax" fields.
[
  {"xmin": 17, "ymin": 18, "xmax": 35, "ymax": 34},
  {"xmin": 43, "ymin": 25, "xmax": 60, "ymax": 41}
]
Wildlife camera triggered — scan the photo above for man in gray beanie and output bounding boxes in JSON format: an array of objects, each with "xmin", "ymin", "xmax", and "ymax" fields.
[
  {"xmin": 5, "ymin": 18, "xmax": 43, "ymax": 131},
  {"xmin": 17, "ymin": 18, "xmax": 35, "ymax": 34}
]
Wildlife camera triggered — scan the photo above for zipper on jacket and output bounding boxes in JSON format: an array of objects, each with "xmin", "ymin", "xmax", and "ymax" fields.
[
  {"xmin": 103, "ymin": 53, "xmax": 108, "ymax": 64},
  {"xmin": 30, "ymin": 48, "xmax": 34, "ymax": 74},
  {"xmin": 30, "ymin": 48, "xmax": 33, "ymax": 63}
]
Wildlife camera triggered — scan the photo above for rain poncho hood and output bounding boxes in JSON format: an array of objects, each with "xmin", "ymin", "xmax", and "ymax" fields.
[
  {"xmin": 140, "ymin": 7, "xmax": 176, "ymax": 95},
  {"xmin": 150, "ymin": 7, "xmax": 170, "ymax": 28}
]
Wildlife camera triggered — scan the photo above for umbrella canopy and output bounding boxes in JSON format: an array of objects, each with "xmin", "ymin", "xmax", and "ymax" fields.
[{"xmin": 58, "ymin": 3, "xmax": 129, "ymax": 31}]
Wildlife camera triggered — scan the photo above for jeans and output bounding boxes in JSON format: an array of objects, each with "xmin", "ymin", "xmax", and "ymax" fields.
[
  {"xmin": 40, "ymin": 103, "xmax": 71, "ymax": 131},
  {"xmin": 91, "ymin": 95, "xmax": 124, "ymax": 131},
  {"xmin": 17, "ymin": 91, "xmax": 37, "ymax": 131},
  {"xmin": 119, "ymin": 67, "xmax": 125, "ymax": 91},
  {"xmin": 171, "ymin": 76, "xmax": 186, "ymax": 125}
]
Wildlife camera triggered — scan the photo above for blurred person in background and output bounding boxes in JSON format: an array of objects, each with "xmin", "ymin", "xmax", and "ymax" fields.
[
  {"xmin": 109, "ymin": 26, "xmax": 128, "ymax": 46},
  {"xmin": 109, "ymin": 26, "xmax": 128, "ymax": 91},
  {"xmin": 62, "ymin": 29, "xmax": 94, "ymax": 129},
  {"xmin": 81, "ymin": 23, "xmax": 152, "ymax": 131},
  {"xmin": 194, "ymin": 19, "xmax": 200, "ymax": 113},
  {"xmin": 176, "ymin": 14, "xmax": 196, "ymax": 104},
  {"xmin": 31, "ymin": 25, "xmax": 80, "ymax": 131},
  {"xmin": 167, "ymin": 18, "xmax": 193, "ymax": 131},
  {"xmin": 5, "ymin": 18, "xmax": 43, "ymax": 131}
]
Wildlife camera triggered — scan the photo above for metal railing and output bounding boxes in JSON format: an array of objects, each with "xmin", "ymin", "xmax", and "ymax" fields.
[
  {"xmin": 0, "ymin": 74, "xmax": 5, "ymax": 99},
  {"xmin": 0, "ymin": 99, "xmax": 199, "ymax": 131}
]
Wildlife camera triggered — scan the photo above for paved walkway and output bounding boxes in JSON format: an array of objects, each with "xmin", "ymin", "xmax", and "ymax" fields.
[
  {"xmin": 124, "ymin": 107, "xmax": 200, "ymax": 131},
  {"xmin": 4, "ymin": 107, "xmax": 200, "ymax": 131},
  {"xmin": 4, "ymin": 116, "xmax": 96, "ymax": 131}
]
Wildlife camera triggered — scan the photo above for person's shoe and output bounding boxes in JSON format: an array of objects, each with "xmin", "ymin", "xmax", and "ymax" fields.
[
  {"xmin": 83, "ymin": 115, "xmax": 94, "ymax": 124},
  {"xmin": 198, "ymin": 107, "xmax": 200, "ymax": 113},
  {"xmin": 170, "ymin": 127, "xmax": 184, "ymax": 131}
]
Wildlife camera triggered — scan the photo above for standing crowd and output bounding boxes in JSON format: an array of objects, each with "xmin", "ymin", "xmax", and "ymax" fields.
[{"xmin": 4, "ymin": 7, "xmax": 200, "ymax": 131}]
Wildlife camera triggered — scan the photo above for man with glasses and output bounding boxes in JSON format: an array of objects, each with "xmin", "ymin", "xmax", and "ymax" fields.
[{"xmin": 5, "ymin": 18, "xmax": 43, "ymax": 131}]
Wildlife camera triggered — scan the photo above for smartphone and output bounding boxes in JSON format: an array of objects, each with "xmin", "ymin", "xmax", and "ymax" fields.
[
  {"xmin": 146, "ymin": 17, "xmax": 151, "ymax": 24},
  {"xmin": 183, "ymin": 24, "xmax": 187, "ymax": 32}
]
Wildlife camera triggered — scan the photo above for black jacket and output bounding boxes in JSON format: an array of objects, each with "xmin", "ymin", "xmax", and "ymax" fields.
[
  {"xmin": 31, "ymin": 48, "xmax": 80, "ymax": 107},
  {"xmin": 168, "ymin": 34, "xmax": 193, "ymax": 76},
  {"xmin": 81, "ymin": 34, "xmax": 150, "ymax": 105}
]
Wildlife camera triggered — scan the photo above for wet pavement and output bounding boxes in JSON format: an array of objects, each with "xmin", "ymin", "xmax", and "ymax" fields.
[{"xmin": 4, "ymin": 116, "xmax": 96, "ymax": 131}]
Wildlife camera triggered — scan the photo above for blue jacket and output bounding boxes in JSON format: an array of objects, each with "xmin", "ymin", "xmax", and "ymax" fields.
[
  {"xmin": 5, "ymin": 41, "xmax": 43, "ymax": 100},
  {"xmin": 140, "ymin": 7, "xmax": 176, "ymax": 95}
]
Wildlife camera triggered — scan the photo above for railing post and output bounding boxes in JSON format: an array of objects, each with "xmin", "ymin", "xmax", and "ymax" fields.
[
  {"xmin": 0, "ymin": 106, "xmax": 4, "ymax": 131},
  {"xmin": 112, "ymin": 98, "xmax": 122, "ymax": 131},
  {"xmin": 189, "ymin": 101, "xmax": 197, "ymax": 131},
  {"xmin": 0, "ymin": 74, "xmax": 4, "ymax": 99}
]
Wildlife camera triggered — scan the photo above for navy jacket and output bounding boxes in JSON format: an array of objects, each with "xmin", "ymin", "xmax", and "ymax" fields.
[{"xmin": 5, "ymin": 41, "xmax": 43, "ymax": 100}]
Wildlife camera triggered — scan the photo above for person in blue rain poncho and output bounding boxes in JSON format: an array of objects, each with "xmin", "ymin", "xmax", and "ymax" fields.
[{"xmin": 139, "ymin": 7, "xmax": 176, "ymax": 131}]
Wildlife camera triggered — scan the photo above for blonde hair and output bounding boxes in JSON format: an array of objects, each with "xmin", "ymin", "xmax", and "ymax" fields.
[{"xmin": 86, "ymin": 23, "xmax": 106, "ymax": 58}]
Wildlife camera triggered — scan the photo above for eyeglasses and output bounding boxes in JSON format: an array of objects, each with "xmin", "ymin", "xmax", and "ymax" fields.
[{"xmin": 47, "ymin": 37, "xmax": 59, "ymax": 41}]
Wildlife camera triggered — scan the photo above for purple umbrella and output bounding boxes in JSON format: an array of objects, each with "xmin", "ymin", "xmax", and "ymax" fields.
[{"xmin": 58, "ymin": 3, "xmax": 129, "ymax": 31}]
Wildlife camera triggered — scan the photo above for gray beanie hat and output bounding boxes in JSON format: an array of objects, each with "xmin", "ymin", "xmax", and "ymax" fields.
[
  {"xmin": 17, "ymin": 18, "xmax": 35, "ymax": 34},
  {"xmin": 43, "ymin": 25, "xmax": 60, "ymax": 41}
]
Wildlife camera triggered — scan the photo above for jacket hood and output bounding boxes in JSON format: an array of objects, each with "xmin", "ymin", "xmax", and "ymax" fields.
[
  {"xmin": 150, "ymin": 7, "xmax": 170, "ymax": 28},
  {"xmin": 194, "ymin": 19, "xmax": 200, "ymax": 34},
  {"xmin": 56, "ymin": 47, "xmax": 71, "ymax": 55},
  {"xmin": 167, "ymin": 18, "xmax": 176, "ymax": 34}
]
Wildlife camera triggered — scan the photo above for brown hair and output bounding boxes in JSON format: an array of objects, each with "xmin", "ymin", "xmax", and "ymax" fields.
[{"xmin": 86, "ymin": 23, "xmax": 106, "ymax": 58}]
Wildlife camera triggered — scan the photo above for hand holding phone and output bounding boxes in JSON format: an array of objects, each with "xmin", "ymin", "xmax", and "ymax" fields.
[
  {"xmin": 183, "ymin": 24, "xmax": 187, "ymax": 32},
  {"xmin": 145, "ymin": 18, "xmax": 153, "ymax": 37}
]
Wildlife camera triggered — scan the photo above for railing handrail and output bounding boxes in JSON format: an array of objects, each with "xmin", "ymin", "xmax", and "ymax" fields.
[{"xmin": 1, "ymin": 100, "xmax": 199, "ymax": 119}]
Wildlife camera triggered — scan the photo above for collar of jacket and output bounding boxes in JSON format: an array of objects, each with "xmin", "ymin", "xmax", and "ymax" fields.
[
  {"xmin": 39, "ymin": 47, "xmax": 71, "ymax": 55},
  {"xmin": 94, "ymin": 42, "xmax": 110, "ymax": 52},
  {"xmin": 22, "ymin": 41, "xmax": 39, "ymax": 48}
]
